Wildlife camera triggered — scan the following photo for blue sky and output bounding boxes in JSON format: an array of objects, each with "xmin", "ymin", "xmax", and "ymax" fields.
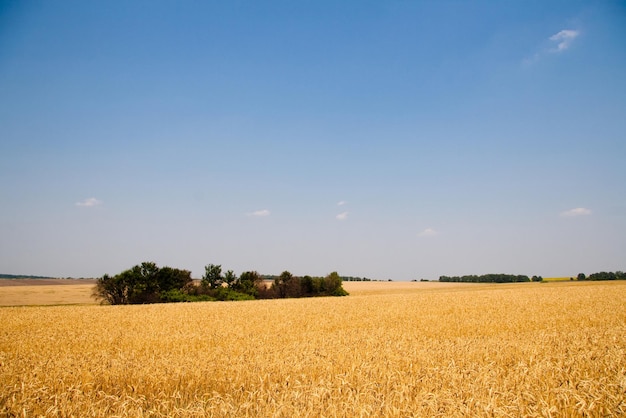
[{"xmin": 1, "ymin": 1, "xmax": 625, "ymax": 280}]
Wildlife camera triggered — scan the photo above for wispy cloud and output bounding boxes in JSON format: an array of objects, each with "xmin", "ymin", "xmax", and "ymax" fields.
[
  {"xmin": 76, "ymin": 197, "xmax": 102, "ymax": 207},
  {"xmin": 418, "ymin": 228, "xmax": 439, "ymax": 237},
  {"xmin": 524, "ymin": 28, "xmax": 580, "ymax": 66},
  {"xmin": 549, "ymin": 29, "xmax": 579, "ymax": 52},
  {"xmin": 248, "ymin": 209, "xmax": 270, "ymax": 217},
  {"xmin": 337, "ymin": 200, "xmax": 347, "ymax": 206},
  {"xmin": 336, "ymin": 211, "xmax": 349, "ymax": 221},
  {"xmin": 560, "ymin": 207, "xmax": 591, "ymax": 217}
]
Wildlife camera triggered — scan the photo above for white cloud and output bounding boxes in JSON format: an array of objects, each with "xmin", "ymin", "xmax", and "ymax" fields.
[
  {"xmin": 76, "ymin": 197, "xmax": 102, "ymax": 207},
  {"xmin": 418, "ymin": 228, "xmax": 439, "ymax": 237},
  {"xmin": 524, "ymin": 28, "xmax": 580, "ymax": 66},
  {"xmin": 336, "ymin": 211, "xmax": 349, "ymax": 221},
  {"xmin": 248, "ymin": 209, "xmax": 270, "ymax": 217},
  {"xmin": 549, "ymin": 29, "xmax": 579, "ymax": 52},
  {"xmin": 560, "ymin": 207, "xmax": 591, "ymax": 217},
  {"xmin": 337, "ymin": 200, "xmax": 347, "ymax": 206}
]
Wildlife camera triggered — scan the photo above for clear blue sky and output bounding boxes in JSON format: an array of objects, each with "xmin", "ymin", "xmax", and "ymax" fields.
[{"xmin": 1, "ymin": 1, "xmax": 625, "ymax": 280}]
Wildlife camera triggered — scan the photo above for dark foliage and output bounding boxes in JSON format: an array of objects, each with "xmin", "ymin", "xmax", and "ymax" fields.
[
  {"xmin": 577, "ymin": 271, "xmax": 626, "ymax": 281},
  {"xmin": 0, "ymin": 274, "xmax": 55, "ymax": 279},
  {"xmin": 94, "ymin": 262, "xmax": 348, "ymax": 305},
  {"xmin": 265, "ymin": 271, "xmax": 348, "ymax": 298},
  {"xmin": 93, "ymin": 262, "xmax": 192, "ymax": 304},
  {"xmin": 439, "ymin": 274, "xmax": 531, "ymax": 283}
]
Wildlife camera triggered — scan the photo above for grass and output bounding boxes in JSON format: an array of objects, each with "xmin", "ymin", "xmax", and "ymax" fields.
[{"xmin": 0, "ymin": 281, "xmax": 624, "ymax": 416}]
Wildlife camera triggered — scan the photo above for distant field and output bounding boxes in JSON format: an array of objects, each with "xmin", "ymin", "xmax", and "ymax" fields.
[
  {"xmin": 0, "ymin": 279, "xmax": 511, "ymax": 306},
  {"xmin": 1, "ymin": 280, "xmax": 624, "ymax": 416},
  {"xmin": 0, "ymin": 279, "xmax": 97, "ymax": 306},
  {"xmin": 543, "ymin": 277, "xmax": 575, "ymax": 282},
  {"xmin": 0, "ymin": 279, "xmax": 588, "ymax": 306},
  {"xmin": 0, "ymin": 279, "xmax": 476, "ymax": 306}
]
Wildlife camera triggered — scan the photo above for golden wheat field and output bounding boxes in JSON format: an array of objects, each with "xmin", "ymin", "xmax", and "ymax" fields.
[
  {"xmin": 0, "ymin": 280, "xmax": 96, "ymax": 306},
  {"xmin": 1, "ymin": 281, "xmax": 625, "ymax": 417}
]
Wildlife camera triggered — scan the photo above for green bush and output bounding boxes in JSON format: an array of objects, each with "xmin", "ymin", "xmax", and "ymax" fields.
[
  {"xmin": 212, "ymin": 287, "xmax": 255, "ymax": 301},
  {"xmin": 160, "ymin": 289, "xmax": 215, "ymax": 303}
]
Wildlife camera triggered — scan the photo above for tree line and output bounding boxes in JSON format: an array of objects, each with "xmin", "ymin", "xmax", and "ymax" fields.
[
  {"xmin": 93, "ymin": 262, "xmax": 348, "ymax": 305},
  {"xmin": 439, "ymin": 271, "xmax": 625, "ymax": 283},
  {"xmin": 576, "ymin": 271, "xmax": 626, "ymax": 281},
  {"xmin": 0, "ymin": 274, "xmax": 55, "ymax": 279},
  {"xmin": 439, "ymin": 274, "xmax": 542, "ymax": 283}
]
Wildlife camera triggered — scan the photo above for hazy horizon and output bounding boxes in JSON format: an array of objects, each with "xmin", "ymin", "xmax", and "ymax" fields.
[{"xmin": 1, "ymin": 1, "xmax": 625, "ymax": 280}]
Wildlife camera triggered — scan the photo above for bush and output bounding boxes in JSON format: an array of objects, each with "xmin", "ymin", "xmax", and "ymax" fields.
[
  {"xmin": 212, "ymin": 287, "xmax": 255, "ymax": 301},
  {"xmin": 160, "ymin": 289, "xmax": 215, "ymax": 303}
]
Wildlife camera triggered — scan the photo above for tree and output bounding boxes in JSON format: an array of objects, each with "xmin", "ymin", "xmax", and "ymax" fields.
[
  {"xmin": 94, "ymin": 261, "xmax": 351, "ymax": 304},
  {"xmin": 439, "ymin": 274, "xmax": 530, "ymax": 283},
  {"xmin": 119, "ymin": 262, "xmax": 160, "ymax": 304},
  {"xmin": 157, "ymin": 266, "xmax": 193, "ymax": 292},
  {"xmin": 234, "ymin": 271, "xmax": 264, "ymax": 296},
  {"xmin": 273, "ymin": 271, "xmax": 299, "ymax": 298},
  {"xmin": 577, "ymin": 273, "xmax": 586, "ymax": 281},
  {"xmin": 93, "ymin": 262, "xmax": 192, "ymax": 305},
  {"xmin": 324, "ymin": 271, "xmax": 348, "ymax": 296},
  {"xmin": 202, "ymin": 264, "xmax": 223, "ymax": 289},
  {"xmin": 93, "ymin": 273, "xmax": 128, "ymax": 305},
  {"xmin": 223, "ymin": 270, "xmax": 237, "ymax": 289},
  {"xmin": 300, "ymin": 275, "xmax": 317, "ymax": 295},
  {"xmin": 588, "ymin": 271, "xmax": 616, "ymax": 281}
]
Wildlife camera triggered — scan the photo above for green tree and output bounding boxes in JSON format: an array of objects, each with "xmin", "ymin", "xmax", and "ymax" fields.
[
  {"xmin": 223, "ymin": 270, "xmax": 237, "ymax": 289},
  {"xmin": 273, "ymin": 270, "xmax": 299, "ymax": 298},
  {"xmin": 202, "ymin": 264, "xmax": 223, "ymax": 290},
  {"xmin": 93, "ymin": 262, "xmax": 192, "ymax": 305},
  {"xmin": 300, "ymin": 275, "xmax": 317, "ymax": 295},
  {"xmin": 235, "ymin": 271, "xmax": 263, "ymax": 296},
  {"xmin": 577, "ymin": 273, "xmax": 586, "ymax": 281},
  {"xmin": 324, "ymin": 271, "xmax": 348, "ymax": 296},
  {"xmin": 157, "ymin": 266, "xmax": 193, "ymax": 293},
  {"xmin": 588, "ymin": 271, "xmax": 616, "ymax": 281},
  {"xmin": 122, "ymin": 262, "xmax": 160, "ymax": 303},
  {"xmin": 93, "ymin": 273, "xmax": 129, "ymax": 305}
]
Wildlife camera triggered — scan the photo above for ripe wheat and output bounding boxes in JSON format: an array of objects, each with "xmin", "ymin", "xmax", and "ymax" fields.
[{"xmin": 1, "ymin": 281, "xmax": 624, "ymax": 416}]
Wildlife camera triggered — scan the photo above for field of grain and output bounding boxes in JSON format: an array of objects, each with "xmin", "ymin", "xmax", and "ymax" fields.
[
  {"xmin": 1, "ymin": 281, "xmax": 625, "ymax": 417},
  {"xmin": 0, "ymin": 279, "xmax": 97, "ymax": 306},
  {"xmin": 542, "ymin": 277, "xmax": 575, "ymax": 282}
]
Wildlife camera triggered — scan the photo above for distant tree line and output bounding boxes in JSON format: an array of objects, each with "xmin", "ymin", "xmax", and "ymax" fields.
[
  {"xmin": 0, "ymin": 274, "xmax": 55, "ymax": 279},
  {"xmin": 93, "ymin": 262, "xmax": 348, "ymax": 305},
  {"xmin": 260, "ymin": 274, "xmax": 383, "ymax": 282},
  {"xmin": 340, "ymin": 276, "xmax": 375, "ymax": 282},
  {"xmin": 576, "ymin": 271, "xmax": 626, "ymax": 281},
  {"xmin": 439, "ymin": 274, "xmax": 539, "ymax": 283}
]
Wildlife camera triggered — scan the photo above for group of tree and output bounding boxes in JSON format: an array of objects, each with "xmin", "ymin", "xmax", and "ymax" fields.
[
  {"xmin": 93, "ymin": 262, "xmax": 194, "ymax": 304},
  {"xmin": 439, "ymin": 274, "xmax": 537, "ymax": 283},
  {"xmin": 261, "ymin": 274, "xmax": 383, "ymax": 282},
  {"xmin": 576, "ymin": 271, "xmax": 626, "ymax": 281},
  {"xmin": 93, "ymin": 262, "xmax": 348, "ymax": 305},
  {"xmin": 0, "ymin": 274, "xmax": 55, "ymax": 279},
  {"xmin": 340, "ymin": 276, "xmax": 375, "ymax": 282}
]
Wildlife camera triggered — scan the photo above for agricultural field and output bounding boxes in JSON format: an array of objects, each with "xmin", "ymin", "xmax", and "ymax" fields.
[
  {"xmin": 0, "ymin": 279, "xmax": 96, "ymax": 306},
  {"xmin": 542, "ymin": 277, "xmax": 576, "ymax": 282},
  {"xmin": 1, "ymin": 280, "xmax": 624, "ymax": 416}
]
